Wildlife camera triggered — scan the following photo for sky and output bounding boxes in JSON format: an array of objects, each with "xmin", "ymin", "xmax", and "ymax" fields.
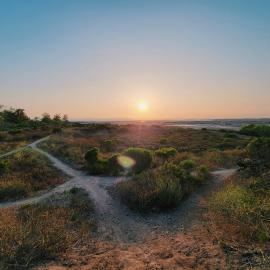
[{"xmin": 0, "ymin": 0, "xmax": 270, "ymax": 120}]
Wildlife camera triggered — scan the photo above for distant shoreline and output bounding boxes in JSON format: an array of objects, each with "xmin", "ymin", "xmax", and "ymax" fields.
[{"xmin": 75, "ymin": 119, "xmax": 270, "ymax": 131}]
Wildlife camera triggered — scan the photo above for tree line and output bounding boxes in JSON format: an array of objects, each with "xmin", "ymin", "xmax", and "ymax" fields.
[{"xmin": 0, "ymin": 105, "xmax": 69, "ymax": 131}]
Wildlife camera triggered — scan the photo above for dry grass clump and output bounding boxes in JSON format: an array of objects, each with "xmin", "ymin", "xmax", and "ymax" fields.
[
  {"xmin": 0, "ymin": 149, "xmax": 66, "ymax": 201},
  {"xmin": 0, "ymin": 188, "xmax": 95, "ymax": 269},
  {"xmin": 208, "ymin": 179, "xmax": 270, "ymax": 243},
  {"xmin": 198, "ymin": 148, "xmax": 247, "ymax": 170}
]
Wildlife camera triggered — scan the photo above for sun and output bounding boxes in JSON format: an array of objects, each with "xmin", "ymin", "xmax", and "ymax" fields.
[{"xmin": 137, "ymin": 100, "xmax": 149, "ymax": 112}]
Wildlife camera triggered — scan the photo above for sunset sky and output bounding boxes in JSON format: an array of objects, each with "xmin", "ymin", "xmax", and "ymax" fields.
[{"xmin": 1, "ymin": 0, "xmax": 270, "ymax": 120}]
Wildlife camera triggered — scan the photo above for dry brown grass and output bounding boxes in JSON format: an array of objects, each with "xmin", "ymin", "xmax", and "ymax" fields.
[
  {"xmin": 0, "ymin": 149, "xmax": 66, "ymax": 201},
  {"xmin": 0, "ymin": 188, "xmax": 95, "ymax": 269}
]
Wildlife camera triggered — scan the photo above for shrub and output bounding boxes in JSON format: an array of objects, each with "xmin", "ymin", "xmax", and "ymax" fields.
[
  {"xmin": 240, "ymin": 124, "xmax": 270, "ymax": 137},
  {"xmin": 101, "ymin": 139, "xmax": 116, "ymax": 152},
  {"xmin": 117, "ymin": 170, "xmax": 183, "ymax": 211},
  {"xmin": 156, "ymin": 175, "xmax": 183, "ymax": 209},
  {"xmin": 107, "ymin": 154, "xmax": 123, "ymax": 176},
  {"xmin": 85, "ymin": 147, "xmax": 99, "ymax": 163},
  {"xmin": 155, "ymin": 147, "xmax": 177, "ymax": 159},
  {"xmin": 247, "ymin": 138, "xmax": 270, "ymax": 163},
  {"xmin": 196, "ymin": 165, "xmax": 210, "ymax": 182},
  {"xmin": 122, "ymin": 147, "xmax": 152, "ymax": 174},
  {"xmin": 179, "ymin": 159, "xmax": 196, "ymax": 173},
  {"xmin": 86, "ymin": 158, "xmax": 108, "ymax": 175},
  {"xmin": 0, "ymin": 160, "xmax": 9, "ymax": 175},
  {"xmin": 52, "ymin": 127, "xmax": 62, "ymax": 133},
  {"xmin": 159, "ymin": 138, "xmax": 168, "ymax": 144},
  {"xmin": 117, "ymin": 156, "xmax": 211, "ymax": 212},
  {"xmin": 0, "ymin": 180, "xmax": 29, "ymax": 201},
  {"xmin": 85, "ymin": 147, "xmax": 123, "ymax": 175}
]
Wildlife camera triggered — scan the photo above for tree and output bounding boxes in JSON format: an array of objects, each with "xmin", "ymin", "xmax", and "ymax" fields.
[
  {"xmin": 41, "ymin": 113, "xmax": 51, "ymax": 124},
  {"xmin": 53, "ymin": 114, "xmax": 62, "ymax": 126},
  {"xmin": 2, "ymin": 108, "xmax": 29, "ymax": 124},
  {"xmin": 62, "ymin": 114, "xmax": 68, "ymax": 122}
]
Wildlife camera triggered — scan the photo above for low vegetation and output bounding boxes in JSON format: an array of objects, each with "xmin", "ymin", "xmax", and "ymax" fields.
[
  {"xmin": 0, "ymin": 188, "xmax": 95, "ymax": 269},
  {"xmin": 208, "ymin": 136, "xmax": 270, "ymax": 251},
  {"xmin": 240, "ymin": 124, "xmax": 270, "ymax": 137},
  {"xmin": 122, "ymin": 147, "xmax": 153, "ymax": 174},
  {"xmin": 39, "ymin": 124, "xmax": 249, "ymax": 173},
  {"xmin": 154, "ymin": 147, "xmax": 177, "ymax": 159},
  {"xmin": 117, "ymin": 158, "xmax": 210, "ymax": 212},
  {"xmin": 0, "ymin": 149, "xmax": 66, "ymax": 201}
]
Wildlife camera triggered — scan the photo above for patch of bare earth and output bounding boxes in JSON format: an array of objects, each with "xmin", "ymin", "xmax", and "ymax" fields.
[{"xmin": 36, "ymin": 224, "xmax": 227, "ymax": 270}]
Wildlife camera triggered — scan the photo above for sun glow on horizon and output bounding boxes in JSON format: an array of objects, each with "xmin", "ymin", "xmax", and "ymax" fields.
[{"xmin": 137, "ymin": 100, "xmax": 149, "ymax": 112}]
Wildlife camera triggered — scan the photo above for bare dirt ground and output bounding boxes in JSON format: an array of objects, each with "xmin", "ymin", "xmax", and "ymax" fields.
[{"xmin": 0, "ymin": 137, "xmax": 237, "ymax": 269}]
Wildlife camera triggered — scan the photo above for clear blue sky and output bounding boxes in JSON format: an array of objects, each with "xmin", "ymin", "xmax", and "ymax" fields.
[{"xmin": 0, "ymin": 0, "xmax": 269, "ymax": 120}]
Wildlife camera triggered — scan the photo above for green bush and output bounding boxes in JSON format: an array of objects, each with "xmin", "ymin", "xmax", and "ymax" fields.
[
  {"xmin": 155, "ymin": 147, "xmax": 177, "ymax": 159},
  {"xmin": 101, "ymin": 139, "xmax": 116, "ymax": 152},
  {"xmin": 122, "ymin": 147, "xmax": 152, "ymax": 174},
  {"xmin": 117, "ymin": 157, "xmax": 210, "ymax": 212},
  {"xmin": 0, "ymin": 160, "xmax": 9, "ymax": 175},
  {"xmin": 240, "ymin": 124, "xmax": 270, "ymax": 137},
  {"xmin": 107, "ymin": 154, "xmax": 123, "ymax": 176},
  {"xmin": 247, "ymin": 138, "xmax": 270, "ymax": 162},
  {"xmin": 84, "ymin": 147, "xmax": 99, "ymax": 163},
  {"xmin": 85, "ymin": 147, "xmax": 123, "ymax": 175},
  {"xmin": 196, "ymin": 165, "xmax": 210, "ymax": 182},
  {"xmin": 117, "ymin": 170, "xmax": 183, "ymax": 211},
  {"xmin": 86, "ymin": 158, "xmax": 108, "ymax": 175},
  {"xmin": 156, "ymin": 175, "xmax": 183, "ymax": 209},
  {"xmin": 179, "ymin": 159, "xmax": 196, "ymax": 173}
]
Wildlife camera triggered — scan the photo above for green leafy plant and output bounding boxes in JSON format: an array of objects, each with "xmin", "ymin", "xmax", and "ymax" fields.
[
  {"xmin": 155, "ymin": 147, "xmax": 177, "ymax": 159},
  {"xmin": 122, "ymin": 147, "xmax": 152, "ymax": 174}
]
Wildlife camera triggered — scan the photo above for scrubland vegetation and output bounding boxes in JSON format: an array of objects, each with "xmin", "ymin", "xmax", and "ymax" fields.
[
  {"xmin": 0, "ymin": 188, "xmax": 95, "ymax": 269},
  {"xmin": 117, "ymin": 158, "xmax": 210, "ymax": 211},
  {"xmin": 240, "ymin": 124, "xmax": 270, "ymax": 137},
  {"xmin": 207, "ymin": 134, "xmax": 270, "ymax": 266},
  {"xmin": 37, "ymin": 123, "xmax": 250, "ymax": 213},
  {"xmin": 39, "ymin": 124, "xmax": 249, "ymax": 171},
  {"xmin": 0, "ymin": 149, "xmax": 66, "ymax": 201},
  {"xmin": 0, "ymin": 106, "xmax": 70, "ymax": 155},
  {"xmin": 2, "ymin": 111, "xmax": 269, "ymax": 269}
]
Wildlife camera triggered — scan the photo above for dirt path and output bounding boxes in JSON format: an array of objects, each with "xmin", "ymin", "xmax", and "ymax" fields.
[
  {"xmin": 0, "ymin": 138, "xmax": 237, "ymax": 269},
  {"xmin": 0, "ymin": 136, "xmax": 236, "ymax": 243}
]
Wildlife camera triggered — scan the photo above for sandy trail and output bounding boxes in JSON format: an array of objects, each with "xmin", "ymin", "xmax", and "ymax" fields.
[{"xmin": 0, "ymin": 137, "xmax": 236, "ymax": 243}]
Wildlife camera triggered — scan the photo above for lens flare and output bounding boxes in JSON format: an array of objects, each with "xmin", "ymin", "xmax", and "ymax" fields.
[{"xmin": 117, "ymin": 155, "xmax": 136, "ymax": 170}]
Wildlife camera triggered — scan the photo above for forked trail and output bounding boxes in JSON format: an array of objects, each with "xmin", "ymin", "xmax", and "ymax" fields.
[{"xmin": 0, "ymin": 137, "xmax": 236, "ymax": 243}]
